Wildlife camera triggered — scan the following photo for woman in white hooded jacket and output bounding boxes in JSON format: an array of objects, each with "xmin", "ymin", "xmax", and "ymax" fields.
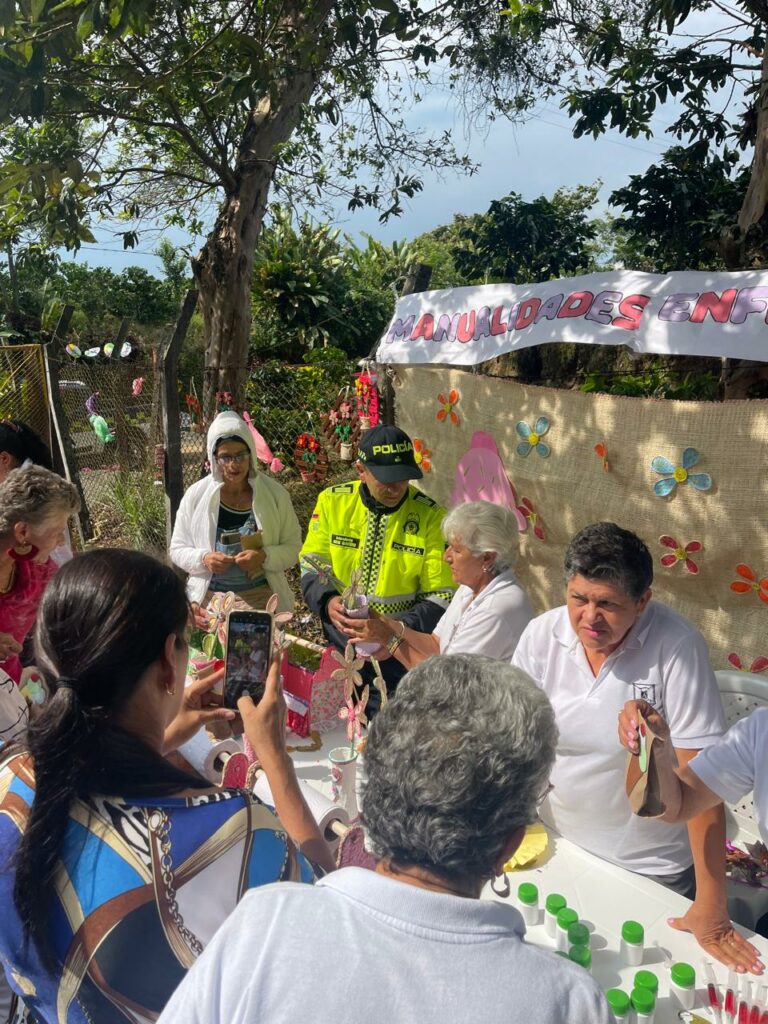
[{"xmin": 170, "ymin": 412, "xmax": 300, "ymax": 612}]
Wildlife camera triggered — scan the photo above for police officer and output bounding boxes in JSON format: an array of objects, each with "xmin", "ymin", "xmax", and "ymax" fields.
[{"xmin": 300, "ymin": 425, "xmax": 455, "ymax": 707}]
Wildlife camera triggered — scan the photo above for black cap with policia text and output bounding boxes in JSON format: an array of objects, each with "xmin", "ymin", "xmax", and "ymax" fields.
[{"xmin": 357, "ymin": 425, "xmax": 423, "ymax": 482}]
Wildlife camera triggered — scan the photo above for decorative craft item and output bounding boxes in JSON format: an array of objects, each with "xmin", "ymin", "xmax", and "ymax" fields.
[
  {"xmin": 103, "ymin": 342, "xmax": 115, "ymax": 358},
  {"xmin": 658, "ymin": 536, "xmax": 703, "ymax": 574},
  {"xmin": 215, "ymin": 390, "xmax": 235, "ymax": 412},
  {"xmin": 242, "ymin": 411, "xmax": 284, "ymax": 472},
  {"xmin": 19, "ymin": 667, "xmax": 47, "ymax": 706},
  {"xmin": 85, "ymin": 392, "xmax": 114, "ymax": 443},
  {"xmin": 132, "ymin": 377, "xmax": 145, "ymax": 397},
  {"xmin": 436, "ymin": 389, "xmax": 460, "ymax": 425},
  {"xmin": 84, "ymin": 346, "xmax": 101, "ymax": 360},
  {"xmin": 340, "ymin": 569, "xmax": 378, "ymax": 657},
  {"xmin": 516, "ymin": 497, "xmax": 545, "ymax": 541},
  {"xmin": 594, "ymin": 442, "xmax": 609, "ymax": 472},
  {"xmin": 185, "ymin": 382, "xmax": 204, "ymax": 434},
  {"xmin": 450, "ymin": 431, "xmax": 527, "ymax": 531},
  {"xmin": 321, "ymin": 394, "xmax": 359, "ymax": 459},
  {"xmin": 355, "ymin": 370, "xmax": 380, "ymax": 429},
  {"xmin": 730, "ymin": 564, "xmax": 768, "ymax": 604},
  {"xmin": 725, "ymin": 837, "xmax": 768, "ymax": 888},
  {"xmin": 120, "ymin": 341, "xmax": 133, "ymax": 359},
  {"xmin": 293, "ymin": 432, "xmax": 328, "ymax": 483},
  {"xmin": 413, "ymin": 438, "xmax": 432, "ymax": 473},
  {"xmin": 651, "ymin": 447, "xmax": 712, "ymax": 496},
  {"xmin": 727, "ymin": 652, "xmax": 768, "ymax": 673},
  {"xmin": 189, "ymin": 591, "xmax": 235, "ymax": 662},
  {"xmin": 338, "ymin": 684, "xmax": 369, "ymax": 755},
  {"xmin": 282, "ymin": 640, "xmax": 346, "ymax": 735},
  {"xmin": 65, "ymin": 343, "xmax": 82, "ymax": 359},
  {"xmin": 329, "ymin": 745, "xmax": 360, "ymax": 821},
  {"xmin": 369, "ymin": 657, "xmax": 388, "ymax": 709},
  {"xmin": 265, "ymin": 593, "xmax": 292, "ymax": 649},
  {"xmin": 515, "ymin": 417, "xmax": 551, "ymax": 458},
  {"xmin": 503, "ymin": 823, "xmax": 549, "ymax": 871}
]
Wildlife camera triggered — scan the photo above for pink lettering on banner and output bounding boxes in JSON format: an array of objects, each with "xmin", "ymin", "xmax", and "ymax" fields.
[
  {"xmin": 515, "ymin": 298, "xmax": 541, "ymax": 330},
  {"xmin": 658, "ymin": 293, "xmax": 698, "ymax": 322},
  {"xmin": 490, "ymin": 305, "xmax": 508, "ymax": 335},
  {"xmin": 387, "ymin": 314, "xmax": 415, "ymax": 344},
  {"xmin": 730, "ymin": 287, "xmax": 768, "ymax": 324},
  {"xmin": 690, "ymin": 289, "xmax": 737, "ymax": 323},
  {"xmin": 557, "ymin": 291, "xmax": 593, "ymax": 318},
  {"xmin": 411, "ymin": 313, "xmax": 434, "ymax": 341},
  {"xmin": 585, "ymin": 291, "xmax": 622, "ymax": 325},
  {"xmin": 433, "ymin": 312, "xmax": 460, "ymax": 343},
  {"xmin": 614, "ymin": 294, "xmax": 651, "ymax": 331},
  {"xmin": 474, "ymin": 306, "xmax": 492, "ymax": 341},
  {"xmin": 535, "ymin": 294, "xmax": 564, "ymax": 323},
  {"xmin": 456, "ymin": 311, "xmax": 476, "ymax": 343}
]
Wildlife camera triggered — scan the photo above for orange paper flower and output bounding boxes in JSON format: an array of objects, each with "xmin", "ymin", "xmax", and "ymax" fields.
[
  {"xmin": 730, "ymin": 564, "xmax": 768, "ymax": 604},
  {"xmin": 436, "ymin": 389, "xmax": 459, "ymax": 425},
  {"xmin": 413, "ymin": 438, "xmax": 432, "ymax": 473},
  {"xmin": 594, "ymin": 442, "xmax": 609, "ymax": 472}
]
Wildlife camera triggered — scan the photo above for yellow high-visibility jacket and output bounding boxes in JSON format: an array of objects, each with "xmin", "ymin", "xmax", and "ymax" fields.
[{"xmin": 300, "ymin": 480, "xmax": 455, "ymax": 619}]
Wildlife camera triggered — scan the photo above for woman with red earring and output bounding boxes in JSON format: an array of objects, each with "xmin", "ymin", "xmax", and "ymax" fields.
[{"xmin": 0, "ymin": 465, "xmax": 79, "ymax": 683}]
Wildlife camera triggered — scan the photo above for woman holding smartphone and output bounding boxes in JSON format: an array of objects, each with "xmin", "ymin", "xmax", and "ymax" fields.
[
  {"xmin": 0, "ymin": 548, "xmax": 333, "ymax": 1024},
  {"xmin": 170, "ymin": 410, "xmax": 301, "ymax": 613}
]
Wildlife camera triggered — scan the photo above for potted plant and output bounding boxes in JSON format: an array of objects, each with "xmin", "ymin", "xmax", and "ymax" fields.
[
  {"xmin": 355, "ymin": 371, "xmax": 380, "ymax": 430},
  {"xmin": 336, "ymin": 420, "xmax": 353, "ymax": 460},
  {"xmin": 293, "ymin": 432, "xmax": 328, "ymax": 483}
]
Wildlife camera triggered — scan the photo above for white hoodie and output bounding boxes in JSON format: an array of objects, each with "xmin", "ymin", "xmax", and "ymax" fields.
[{"xmin": 169, "ymin": 411, "xmax": 300, "ymax": 611}]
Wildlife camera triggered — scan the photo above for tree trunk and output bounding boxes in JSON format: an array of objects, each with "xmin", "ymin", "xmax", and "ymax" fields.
[
  {"xmin": 739, "ymin": 42, "xmax": 768, "ymax": 235},
  {"xmin": 192, "ymin": 0, "xmax": 335, "ymax": 424}
]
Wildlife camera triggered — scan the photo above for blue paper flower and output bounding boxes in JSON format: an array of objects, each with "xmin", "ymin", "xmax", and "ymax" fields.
[
  {"xmin": 651, "ymin": 447, "xmax": 712, "ymax": 496},
  {"xmin": 516, "ymin": 416, "xmax": 551, "ymax": 458}
]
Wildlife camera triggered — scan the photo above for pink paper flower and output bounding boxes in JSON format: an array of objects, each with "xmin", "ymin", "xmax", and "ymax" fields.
[
  {"xmin": 338, "ymin": 686, "xmax": 369, "ymax": 742},
  {"xmin": 658, "ymin": 535, "xmax": 702, "ymax": 574},
  {"xmin": 516, "ymin": 497, "xmax": 545, "ymax": 541},
  {"xmin": 331, "ymin": 642, "xmax": 365, "ymax": 700},
  {"xmin": 727, "ymin": 652, "xmax": 768, "ymax": 673}
]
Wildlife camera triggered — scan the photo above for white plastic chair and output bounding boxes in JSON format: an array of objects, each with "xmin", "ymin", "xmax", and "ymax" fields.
[{"xmin": 715, "ymin": 670, "xmax": 768, "ymax": 929}]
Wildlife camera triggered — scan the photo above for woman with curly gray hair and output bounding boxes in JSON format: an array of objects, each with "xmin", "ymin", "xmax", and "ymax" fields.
[
  {"xmin": 343, "ymin": 500, "xmax": 533, "ymax": 666},
  {"xmin": 157, "ymin": 654, "xmax": 613, "ymax": 1024}
]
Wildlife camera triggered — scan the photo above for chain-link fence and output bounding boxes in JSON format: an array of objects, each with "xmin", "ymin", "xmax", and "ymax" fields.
[
  {"xmin": 0, "ymin": 344, "xmax": 50, "ymax": 446},
  {"xmin": 54, "ymin": 350, "xmax": 166, "ymax": 553}
]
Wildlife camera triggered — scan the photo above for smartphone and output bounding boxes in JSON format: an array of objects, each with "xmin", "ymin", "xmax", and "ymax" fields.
[{"xmin": 223, "ymin": 610, "xmax": 273, "ymax": 709}]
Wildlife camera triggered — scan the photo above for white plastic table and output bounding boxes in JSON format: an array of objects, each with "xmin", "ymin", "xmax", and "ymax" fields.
[{"xmin": 289, "ymin": 726, "xmax": 768, "ymax": 1024}]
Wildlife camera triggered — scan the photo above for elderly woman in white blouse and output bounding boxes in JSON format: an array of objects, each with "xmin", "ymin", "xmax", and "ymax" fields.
[{"xmin": 346, "ymin": 500, "xmax": 533, "ymax": 666}]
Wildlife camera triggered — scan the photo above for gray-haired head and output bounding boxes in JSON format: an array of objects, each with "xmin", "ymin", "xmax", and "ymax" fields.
[
  {"xmin": 0, "ymin": 465, "xmax": 79, "ymax": 538},
  {"xmin": 442, "ymin": 500, "xmax": 520, "ymax": 574},
  {"xmin": 361, "ymin": 653, "xmax": 558, "ymax": 884},
  {"xmin": 564, "ymin": 521, "xmax": 652, "ymax": 600}
]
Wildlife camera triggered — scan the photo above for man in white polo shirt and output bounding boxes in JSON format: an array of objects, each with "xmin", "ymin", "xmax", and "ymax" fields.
[{"xmin": 513, "ymin": 521, "xmax": 762, "ymax": 973}]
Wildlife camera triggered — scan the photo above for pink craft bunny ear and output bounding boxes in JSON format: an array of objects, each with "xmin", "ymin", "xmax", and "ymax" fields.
[
  {"xmin": 242, "ymin": 411, "xmax": 285, "ymax": 473},
  {"xmin": 266, "ymin": 594, "xmax": 279, "ymax": 615}
]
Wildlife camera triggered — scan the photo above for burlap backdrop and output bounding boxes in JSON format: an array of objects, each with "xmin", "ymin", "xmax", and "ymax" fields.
[{"xmin": 393, "ymin": 365, "xmax": 767, "ymax": 669}]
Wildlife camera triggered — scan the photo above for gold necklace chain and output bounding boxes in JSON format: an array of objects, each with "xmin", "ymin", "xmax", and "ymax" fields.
[{"xmin": 148, "ymin": 809, "xmax": 203, "ymax": 957}]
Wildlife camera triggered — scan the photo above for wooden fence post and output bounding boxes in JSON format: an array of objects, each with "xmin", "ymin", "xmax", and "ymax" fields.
[
  {"xmin": 160, "ymin": 289, "xmax": 198, "ymax": 545},
  {"xmin": 381, "ymin": 263, "xmax": 432, "ymax": 427},
  {"xmin": 43, "ymin": 305, "xmax": 94, "ymax": 543}
]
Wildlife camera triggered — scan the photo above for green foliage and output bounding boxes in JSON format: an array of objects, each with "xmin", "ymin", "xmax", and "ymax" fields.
[
  {"xmin": 110, "ymin": 473, "xmax": 166, "ymax": 552},
  {"xmin": 285, "ymin": 642, "xmax": 322, "ymax": 672},
  {"xmin": 580, "ymin": 367, "xmax": 719, "ymax": 400},
  {"xmin": 451, "ymin": 184, "xmax": 601, "ymax": 283}
]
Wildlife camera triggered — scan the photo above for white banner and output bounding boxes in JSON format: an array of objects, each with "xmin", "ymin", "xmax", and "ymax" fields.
[{"xmin": 375, "ymin": 270, "xmax": 768, "ymax": 365}]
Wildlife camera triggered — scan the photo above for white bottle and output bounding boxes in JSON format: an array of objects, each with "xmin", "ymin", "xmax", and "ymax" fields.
[
  {"xmin": 516, "ymin": 883, "xmax": 539, "ymax": 926},
  {"xmin": 544, "ymin": 893, "xmax": 566, "ymax": 939},
  {"xmin": 620, "ymin": 919, "xmax": 644, "ymax": 966},
  {"xmin": 555, "ymin": 908, "xmax": 578, "ymax": 952},
  {"xmin": 670, "ymin": 963, "xmax": 695, "ymax": 1011}
]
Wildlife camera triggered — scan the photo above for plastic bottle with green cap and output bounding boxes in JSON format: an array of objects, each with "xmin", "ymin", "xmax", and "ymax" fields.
[
  {"xmin": 567, "ymin": 922, "xmax": 590, "ymax": 948},
  {"xmin": 568, "ymin": 944, "xmax": 592, "ymax": 972},
  {"xmin": 605, "ymin": 988, "xmax": 631, "ymax": 1022},
  {"xmin": 634, "ymin": 970, "xmax": 659, "ymax": 996},
  {"xmin": 631, "ymin": 985, "xmax": 656, "ymax": 1024},
  {"xmin": 544, "ymin": 893, "xmax": 566, "ymax": 939},
  {"xmin": 670, "ymin": 962, "xmax": 695, "ymax": 1010},
  {"xmin": 516, "ymin": 882, "xmax": 539, "ymax": 925},
  {"xmin": 620, "ymin": 919, "xmax": 644, "ymax": 966},
  {"xmin": 556, "ymin": 907, "xmax": 579, "ymax": 952}
]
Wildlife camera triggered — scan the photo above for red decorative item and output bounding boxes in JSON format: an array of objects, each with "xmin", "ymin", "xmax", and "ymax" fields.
[
  {"xmin": 354, "ymin": 373, "xmax": 380, "ymax": 428},
  {"xmin": 594, "ymin": 442, "xmax": 609, "ymax": 472},
  {"xmin": 293, "ymin": 433, "xmax": 329, "ymax": 483},
  {"xmin": 516, "ymin": 497, "xmax": 545, "ymax": 541},
  {"xmin": 658, "ymin": 535, "xmax": 702, "ymax": 574},
  {"xmin": 727, "ymin": 652, "xmax": 768, "ymax": 672},
  {"xmin": 436, "ymin": 389, "xmax": 460, "ymax": 425},
  {"xmin": 320, "ymin": 396, "xmax": 360, "ymax": 457},
  {"xmin": 221, "ymin": 752, "xmax": 250, "ymax": 788},
  {"xmin": 281, "ymin": 644, "xmax": 346, "ymax": 735},
  {"xmin": 730, "ymin": 564, "xmax": 768, "ymax": 604}
]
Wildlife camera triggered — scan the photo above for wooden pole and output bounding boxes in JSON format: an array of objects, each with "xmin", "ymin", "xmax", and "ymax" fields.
[
  {"xmin": 44, "ymin": 304, "xmax": 94, "ymax": 543},
  {"xmin": 112, "ymin": 317, "xmax": 132, "ymax": 474},
  {"xmin": 160, "ymin": 289, "xmax": 198, "ymax": 544},
  {"xmin": 381, "ymin": 263, "xmax": 432, "ymax": 427}
]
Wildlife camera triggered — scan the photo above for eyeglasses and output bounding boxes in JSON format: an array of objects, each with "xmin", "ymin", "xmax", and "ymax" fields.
[
  {"xmin": 537, "ymin": 782, "xmax": 554, "ymax": 807},
  {"xmin": 216, "ymin": 453, "xmax": 249, "ymax": 466}
]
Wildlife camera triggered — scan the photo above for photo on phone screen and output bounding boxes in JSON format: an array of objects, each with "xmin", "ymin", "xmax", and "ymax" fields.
[{"xmin": 224, "ymin": 611, "xmax": 272, "ymax": 709}]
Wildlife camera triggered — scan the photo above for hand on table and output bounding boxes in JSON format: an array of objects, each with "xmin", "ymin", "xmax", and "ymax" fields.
[
  {"xmin": 668, "ymin": 900, "xmax": 764, "ymax": 974},
  {"xmin": 203, "ymin": 551, "xmax": 234, "ymax": 574},
  {"xmin": 618, "ymin": 699, "xmax": 671, "ymax": 754},
  {"xmin": 163, "ymin": 667, "xmax": 235, "ymax": 753},
  {"xmin": 0, "ymin": 632, "xmax": 22, "ymax": 661},
  {"xmin": 235, "ymin": 548, "xmax": 266, "ymax": 579},
  {"xmin": 237, "ymin": 656, "xmax": 287, "ymax": 766}
]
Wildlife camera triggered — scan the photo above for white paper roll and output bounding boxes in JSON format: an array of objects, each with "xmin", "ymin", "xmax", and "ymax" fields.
[
  {"xmin": 251, "ymin": 773, "xmax": 349, "ymax": 845},
  {"xmin": 177, "ymin": 730, "xmax": 242, "ymax": 784}
]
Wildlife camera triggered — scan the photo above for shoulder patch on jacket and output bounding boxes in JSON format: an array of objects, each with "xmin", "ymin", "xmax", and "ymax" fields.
[
  {"xmin": 330, "ymin": 483, "xmax": 355, "ymax": 494},
  {"xmin": 413, "ymin": 492, "xmax": 437, "ymax": 508}
]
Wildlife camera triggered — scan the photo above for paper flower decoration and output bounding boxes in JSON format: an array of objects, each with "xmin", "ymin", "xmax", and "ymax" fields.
[
  {"xmin": 132, "ymin": 377, "xmax": 144, "ymax": 397},
  {"xmin": 516, "ymin": 417, "xmax": 551, "ymax": 458},
  {"xmin": 65, "ymin": 343, "xmax": 82, "ymax": 359},
  {"xmin": 331, "ymin": 642, "xmax": 365, "ymax": 700},
  {"xmin": 205, "ymin": 591, "xmax": 236, "ymax": 645},
  {"xmin": 503, "ymin": 823, "xmax": 549, "ymax": 870},
  {"xmin": 730, "ymin": 564, "xmax": 768, "ymax": 604},
  {"xmin": 338, "ymin": 686, "xmax": 369, "ymax": 743},
  {"xmin": 727, "ymin": 652, "xmax": 768, "ymax": 673},
  {"xmin": 651, "ymin": 448, "xmax": 711, "ymax": 496},
  {"xmin": 436, "ymin": 389, "xmax": 459, "ymax": 425},
  {"xmin": 265, "ymin": 593, "xmax": 293, "ymax": 648},
  {"xmin": 516, "ymin": 497, "xmax": 545, "ymax": 541},
  {"xmin": 594, "ymin": 442, "xmax": 609, "ymax": 472},
  {"xmin": 413, "ymin": 438, "xmax": 432, "ymax": 473},
  {"xmin": 658, "ymin": 536, "xmax": 703, "ymax": 574}
]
